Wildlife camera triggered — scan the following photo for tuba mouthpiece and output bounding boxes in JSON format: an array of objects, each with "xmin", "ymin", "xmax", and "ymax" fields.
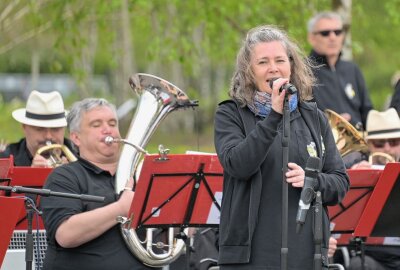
[{"xmin": 104, "ymin": 136, "xmax": 115, "ymax": 145}]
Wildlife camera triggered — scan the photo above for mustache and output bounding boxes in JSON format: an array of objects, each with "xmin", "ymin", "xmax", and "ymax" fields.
[{"xmin": 39, "ymin": 140, "xmax": 56, "ymax": 146}]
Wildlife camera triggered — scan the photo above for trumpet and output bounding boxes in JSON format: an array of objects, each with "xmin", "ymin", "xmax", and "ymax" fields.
[{"xmin": 36, "ymin": 141, "xmax": 77, "ymax": 167}]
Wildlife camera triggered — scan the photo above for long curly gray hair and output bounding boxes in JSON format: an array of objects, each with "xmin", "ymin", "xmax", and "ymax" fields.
[{"xmin": 229, "ymin": 25, "xmax": 315, "ymax": 106}]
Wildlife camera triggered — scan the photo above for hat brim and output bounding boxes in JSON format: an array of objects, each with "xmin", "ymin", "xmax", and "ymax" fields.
[
  {"xmin": 366, "ymin": 131, "xmax": 400, "ymax": 140},
  {"xmin": 12, "ymin": 108, "xmax": 67, "ymax": 128}
]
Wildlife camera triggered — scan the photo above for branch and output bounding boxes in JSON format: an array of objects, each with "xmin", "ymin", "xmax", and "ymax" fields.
[
  {"xmin": 0, "ymin": 21, "xmax": 51, "ymax": 55},
  {"xmin": 0, "ymin": 0, "xmax": 21, "ymax": 23}
]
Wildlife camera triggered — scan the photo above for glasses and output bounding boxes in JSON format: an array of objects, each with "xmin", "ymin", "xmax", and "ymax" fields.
[
  {"xmin": 370, "ymin": 138, "xmax": 400, "ymax": 148},
  {"xmin": 313, "ymin": 29, "xmax": 343, "ymax": 37}
]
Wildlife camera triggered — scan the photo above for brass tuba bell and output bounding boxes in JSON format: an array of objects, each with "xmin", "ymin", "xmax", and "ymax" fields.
[
  {"xmin": 114, "ymin": 73, "xmax": 198, "ymax": 267},
  {"xmin": 324, "ymin": 109, "xmax": 369, "ymax": 157},
  {"xmin": 36, "ymin": 141, "xmax": 77, "ymax": 167}
]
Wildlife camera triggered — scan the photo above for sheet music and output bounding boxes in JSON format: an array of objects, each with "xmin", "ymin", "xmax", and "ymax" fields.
[
  {"xmin": 383, "ymin": 237, "xmax": 400, "ymax": 246},
  {"xmin": 206, "ymin": 192, "xmax": 222, "ymax": 224}
]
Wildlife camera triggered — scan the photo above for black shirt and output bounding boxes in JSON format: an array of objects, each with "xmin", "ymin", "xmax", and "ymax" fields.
[
  {"xmin": 0, "ymin": 138, "xmax": 77, "ymax": 166},
  {"xmin": 40, "ymin": 157, "xmax": 154, "ymax": 270},
  {"xmin": 309, "ymin": 50, "xmax": 373, "ymax": 129}
]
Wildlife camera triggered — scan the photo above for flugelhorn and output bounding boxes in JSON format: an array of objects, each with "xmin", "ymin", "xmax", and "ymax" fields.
[{"xmin": 36, "ymin": 141, "xmax": 77, "ymax": 167}]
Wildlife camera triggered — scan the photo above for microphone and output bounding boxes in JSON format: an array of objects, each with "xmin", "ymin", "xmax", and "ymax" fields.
[
  {"xmin": 296, "ymin": 156, "xmax": 320, "ymax": 233},
  {"xmin": 269, "ymin": 78, "xmax": 297, "ymax": 95}
]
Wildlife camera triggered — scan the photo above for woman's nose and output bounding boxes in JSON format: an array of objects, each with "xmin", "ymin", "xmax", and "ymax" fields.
[{"xmin": 268, "ymin": 62, "xmax": 278, "ymax": 72}]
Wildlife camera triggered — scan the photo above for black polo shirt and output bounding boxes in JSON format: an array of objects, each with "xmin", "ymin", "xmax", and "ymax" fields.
[{"xmin": 40, "ymin": 157, "xmax": 154, "ymax": 270}]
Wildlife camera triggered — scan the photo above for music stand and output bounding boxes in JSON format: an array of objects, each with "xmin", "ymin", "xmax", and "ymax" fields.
[
  {"xmin": 329, "ymin": 168, "xmax": 382, "ymax": 236},
  {"xmin": 330, "ymin": 164, "xmax": 400, "ymax": 269},
  {"xmin": 0, "ymin": 157, "xmax": 13, "ymax": 188},
  {"xmin": 0, "ymin": 158, "xmax": 52, "ymax": 230},
  {"xmin": 130, "ymin": 153, "xmax": 223, "ymax": 229},
  {"xmin": 330, "ymin": 164, "xmax": 400, "ymax": 240},
  {"xmin": 0, "ymin": 197, "xmax": 25, "ymax": 268},
  {"xmin": 0, "ymin": 157, "xmax": 52, "ymax": 269},
  {"xmin": 129, "ymin": 153, "xmax": 223, "ymax": 269},
  {"xmin": 353, "ymin": 163, "xmax": 400, "ymax": 238}
]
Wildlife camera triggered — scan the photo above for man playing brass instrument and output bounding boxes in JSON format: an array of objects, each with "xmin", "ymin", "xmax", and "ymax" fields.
[
  {"xmin": 0, "ymin": 90, "xmax": 77, "ymax": 167},
  {"xmin": 350, "ymin": 108, "xmax": 400, "ymax": 169},
  {"xmin": 40, "ymin": 98, "xmax": 154, "ymax": 270}
]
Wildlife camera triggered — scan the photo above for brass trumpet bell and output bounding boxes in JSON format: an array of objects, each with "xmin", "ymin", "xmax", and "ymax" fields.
[
  {"xmin": 36, "ymin": 143, "xmax": 77, "ymax": 167},
  {"xmin": 368, "ymin": 152, "xmax": 395, "ymax": 165},
  {"xmin": 325, "ymin": 109, "xmax": 369, "ymax": 157}
]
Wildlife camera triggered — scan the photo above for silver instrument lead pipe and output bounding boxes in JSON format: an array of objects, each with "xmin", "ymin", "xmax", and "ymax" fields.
[{"xmin": 104, "ymin": 136, "xmax": 148, "ymax": 154}]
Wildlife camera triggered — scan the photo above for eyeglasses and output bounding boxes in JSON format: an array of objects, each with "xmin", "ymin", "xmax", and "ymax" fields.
[
  {"xmin": 313, "ymin": 29, "xmax": 343, "ymax": 37},
  {"xmin": 370, "ymin": 138, "xmax": 400, "ymax": 148}
]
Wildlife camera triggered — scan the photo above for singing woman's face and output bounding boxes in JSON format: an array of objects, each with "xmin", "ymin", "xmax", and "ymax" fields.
[{"xmin": 250, "ymin": 41, "xmax": 291, "ymax": 93}]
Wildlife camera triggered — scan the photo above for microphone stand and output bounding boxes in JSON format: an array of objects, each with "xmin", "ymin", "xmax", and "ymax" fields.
[
  {"xmin": 313, "ymin": 191, "xmax": 323, "ymax": 270},
  {"xmin": 0, "ymin": 185, "xmax": 104, "ymax": 270},
  {"xmin": 281, "ymin": 94, "xmax": 290, "ymax": 270}
]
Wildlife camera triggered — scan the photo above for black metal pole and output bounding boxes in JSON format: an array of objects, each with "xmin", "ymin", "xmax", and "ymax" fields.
[
  {"xmin": 281, "ymin": 95, "xmax": 290, "ymax": 270},
  {"xmin": 313, "ymin": 191, "xmax": 322, "ymax": 270},
  {"xmin": 25, "ymin": 200, "xmax": 34, "ymax": 270}
]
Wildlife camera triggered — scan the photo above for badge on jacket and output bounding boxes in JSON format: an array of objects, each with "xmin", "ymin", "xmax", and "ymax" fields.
[
  {"xmin": 307, "ymin": 142, "xmax": 318, "ymax": 157},
  {"xmin": 344, "ymin": 83, "xmax": 355, "ymax": 99}
]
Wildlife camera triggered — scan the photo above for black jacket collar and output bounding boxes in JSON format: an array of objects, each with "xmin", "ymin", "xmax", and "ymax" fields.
[
  {"xmin": 309, "ymin": 49, "xmax": 329, "ymax": 66},
  {"xmin": 309, "ymin": 49, "xmax": 344, "ymax": 68}
]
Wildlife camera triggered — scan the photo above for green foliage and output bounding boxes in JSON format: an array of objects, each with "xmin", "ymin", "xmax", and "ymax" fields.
[
  {"xmin": 1, "ymin": 0, "xmax": 400, "ymax": 146},
  {"xmin": 0, "ymin": 96, "xmax": 25, "ymax": 142}
]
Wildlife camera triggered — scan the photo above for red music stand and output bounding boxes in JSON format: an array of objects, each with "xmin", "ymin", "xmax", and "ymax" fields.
[
  {"xmin": 329, "ymin": 168, "xmax": 382, "ymax": 235},
  {"xmin": 0, "ymin": 157, "xmax": 13, "ymax": 187},
  {"xmin": 129, "ymin": 154, "xmax": 223, "ymax": 229},
  {"xmin": 330, "ymin": 163, "xmax": 400, "ymax": 246},
  {"xmin": 0, "ymin": 157, "xmax": 52, "ymax": 230},
  {"xmin": 0, "ymin": 197, "xmax": 25, "ymax": 267}
]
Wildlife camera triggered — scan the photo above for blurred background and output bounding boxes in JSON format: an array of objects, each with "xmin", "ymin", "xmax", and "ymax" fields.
[{"xmin": 1, "ymin": 0, "xmax": 399, "ymax": 153}]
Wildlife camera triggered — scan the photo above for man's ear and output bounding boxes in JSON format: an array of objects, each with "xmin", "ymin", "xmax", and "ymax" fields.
[{"xmin": 69, "ymin": 132, "xmax": 80, "ymax": 147}]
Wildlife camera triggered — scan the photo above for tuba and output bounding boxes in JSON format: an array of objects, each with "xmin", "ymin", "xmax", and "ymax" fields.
[
  {"xmin": 114, "ymin": 73, "xmax": 198, "ymax": 267},
  {"xmin": 325, "ymin": 109, "xmax": 369, "ymax": 157}
]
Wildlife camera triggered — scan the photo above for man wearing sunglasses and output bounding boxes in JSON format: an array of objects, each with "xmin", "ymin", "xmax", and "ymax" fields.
[
  {"xmin": 307, "ymin": 11, "xmax": 373, "ymax": 130},
  {"xmin": 351, "ymin": 108, "xmax": 400, "ymax": 169}
]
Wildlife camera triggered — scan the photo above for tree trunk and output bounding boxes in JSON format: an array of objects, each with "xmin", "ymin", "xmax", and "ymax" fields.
[
  {"xmin": 73, "ymin": 18, "xmax": 98, "ymax": 99},
  {"xmin": 333, "ymin": 0, "xmax": 353, "ymax": 60},
  {"xmin": 30, "ymin": 49, "xmax": 40, "ymax": 96},
  {"xmin": 118, "ymin": 0, "xmax": 135, "ymax": 106}
]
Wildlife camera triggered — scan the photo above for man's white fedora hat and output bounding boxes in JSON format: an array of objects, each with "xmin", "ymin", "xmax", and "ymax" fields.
[
  {"xmin": 366, "ymin": 108, "xmax": 400, "ymax": 140},
  {"xmin": 12, "ymin": 90, "xmax": 67, "ymax": 128}
]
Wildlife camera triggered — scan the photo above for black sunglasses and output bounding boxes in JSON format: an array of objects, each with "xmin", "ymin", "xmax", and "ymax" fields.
[
  {"xmin": 313, "ymin": 29, "xmax": 343, "ymax": 37},
  {"xmin": 370, "ymin": 138, "xmax": 400, "ymax": 148}
]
